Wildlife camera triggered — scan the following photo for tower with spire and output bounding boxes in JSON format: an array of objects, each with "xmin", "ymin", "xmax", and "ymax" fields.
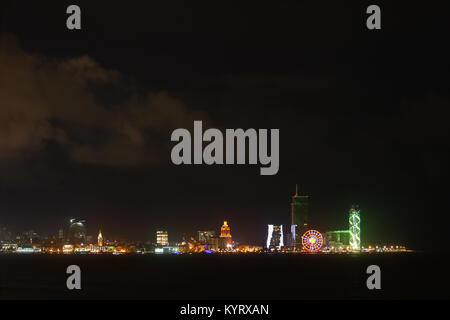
[
  {"xmin": 291, "ymin": 184, "xmax": 310, "ymax": 249},
  {"xmin": 98, "ymin": 230, "xmax": 103, "ymax": 247},
  {"xmin": 220, "ymin": 221, "xmax": 232, "ymax": 245}
]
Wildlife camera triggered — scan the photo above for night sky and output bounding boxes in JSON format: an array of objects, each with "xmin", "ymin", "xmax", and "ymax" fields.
[{"xmin": 0, "ymin": 1, "xmax": 449, "ymax": 250}]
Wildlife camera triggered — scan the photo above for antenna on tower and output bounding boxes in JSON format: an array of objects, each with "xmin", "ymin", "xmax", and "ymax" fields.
[{"xmin": 295, "ymin": 184, "xmax": 298, "ymax": 196}]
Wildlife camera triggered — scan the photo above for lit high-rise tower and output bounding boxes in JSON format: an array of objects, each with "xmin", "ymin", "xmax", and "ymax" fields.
[
  {"xmin": 68, "ymin": 219, "xmax": 86, "ymax": 244},
  {"xmin": 291, "ymin": 185, "xmax": 309, "ymax": 248},
  {"xmin": 349, "ymin": 204, "xmax": 361, "ymax": 251},
  {"xmin": 220, "ymin": 221, "xmax": 232, "ymax": 245},
  {"xmin": 97, "ymin": 230, "xmax": 103, "ymax": 247},
  {"xmin": 267, "ymin": 225, "xmax": 284, "ymax": 250},
  {"xmin": 156, "ymin": 230, "xmax": 169, "ymax": 246}
]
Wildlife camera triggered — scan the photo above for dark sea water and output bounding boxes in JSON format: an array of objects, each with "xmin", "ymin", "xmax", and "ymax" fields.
[{"xmin": 0, "ymin": 253, "xmax": 449, "ymax": 300}]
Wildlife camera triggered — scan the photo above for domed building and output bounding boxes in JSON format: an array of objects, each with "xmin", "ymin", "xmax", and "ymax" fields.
[{"xmin": 68, "ymin": 219, "xmax": 87, "ymax": 244}]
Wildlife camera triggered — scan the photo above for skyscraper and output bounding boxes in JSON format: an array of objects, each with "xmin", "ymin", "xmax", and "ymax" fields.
[
  {"xmin": 156, "ymin": 230, "xmax": 169, "ymax": 246},
  {"xmin": 220, "ymin": 221, "xmax": 232, "ymax": 245},
  {"xmin": 291, "ymin": 185, "xmax": 309, "ymax": 248},
  {"xmin": 58, "ymin": 228, "xmax": 64, "ymax": 241},
  {"xmin": 198, "ymin": 231, "xmax": 215, "ymax": 243},
  {"xmin": 266, "ymin": 225, "xmax": 284, "ymax": 250},
  {"xmin": 325, "ymin": 230, "xmax": 350, "ymax": 249},
  {"xmin": 98, "ymin": 230, "xmax": 103, "ymax": 247},
  {"xmin": 68, "ymin": 219, "xmax": 87, "ymax": 244},
  {"xmin": 349, "ymin": 204, "xmax": 361, "ymax": 251}
]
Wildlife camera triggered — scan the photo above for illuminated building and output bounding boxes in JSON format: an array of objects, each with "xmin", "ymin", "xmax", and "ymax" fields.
[
  {"xmin": 23, "ymin": 230, "xmax": 39, "ymax": 244},
  {"xmin": 155, "ymin": 246, "xmax": 179, "ymax": 254},
  {"xmin": 1, "ymin": 243, "xmax": 18, "ymax": 252},
  {"xmin": 98, "ymin": 230, "xmax": 103, "ymax": 247},
  {"xmin": 62, "ymin": 244, "xmax": 74, "ymax": 254},
  {"xmin": 218, "ymin": 237, "xmax": 231, "ymax": 250},
  {"xmin": 301, "ymin": 229, "xmax": 324, "ymax": 252},
  {"xmin": 291, "ymin": 185, "xmax": 309, "ymax": 249},
  {"xmin": 234, "ymin": 244, "xmax": 263, "ymax": 252},
  {"xmin": 156, "ymin": 230, "xmax": 169, "ymax": 246},
  {"xmin": 349, "ymin": 204, "xmax": 361, "ymax": 251},
  {"xmin": 68, "ymin": 219, "xmax": 86, "ymax": 244},
  {"xmin": 219, "ymin": 221, "xmax": 232, "ymax": 245},
  {"xmin": 266, "ymin": 225, "xmax": 273, "ymax": 249},
  {"xmin": 16, "ymin": 246, "xmax": 36, "ymax": 253},
  {"xmin": 325, "ymin": 230, "xmax": 350, "ymax": 249},
  {"xmin": 58, "ymin": 229, "xmax": 64, "ymax": 241},
  {"xmin": 206, "ymin": 237, "xmax": 219, "ymax": 251},
  {"xmin": 266, "ymin": 225, "xmax": 284, "ymax": 250},
  {"xmin": 198, "ymin": 231, "xmax": 215, "ymax": 243}
]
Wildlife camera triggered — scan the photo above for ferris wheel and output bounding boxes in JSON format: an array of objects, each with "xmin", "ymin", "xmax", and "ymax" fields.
[{"xmin": 301, "ymin": 229, "xmax": 324, "ymax": 252}]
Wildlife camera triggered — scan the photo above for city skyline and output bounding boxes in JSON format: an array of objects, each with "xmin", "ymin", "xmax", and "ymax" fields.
[
  {"xmin": 1, "ymin": 185, "xmax": 408, "ymax": 252},
  {"xmin": 1, "ymin": 1, "xmax": 450, "ymax": 304},
  {"xmin": 0, "ymin": 2, "xmax": 449, "ymax": 253}
]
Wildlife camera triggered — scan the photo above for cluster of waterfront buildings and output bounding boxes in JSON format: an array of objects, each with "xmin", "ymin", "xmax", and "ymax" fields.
[
  {"xmin": 0, "ymin": 186, "xmax": 409, "ymax": 255},
  {"xmin": 264, "ymin": 185, "xmax": 408, "ymax": 253},
  {"xmin": 0, "ymin": 219, "xmax": 263, "ymax": 255}
]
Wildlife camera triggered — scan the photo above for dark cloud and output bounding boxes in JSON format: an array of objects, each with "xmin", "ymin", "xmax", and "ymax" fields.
[{"xmin": 0, "ymin": 33, "xmax": 206, "ymax": 177}]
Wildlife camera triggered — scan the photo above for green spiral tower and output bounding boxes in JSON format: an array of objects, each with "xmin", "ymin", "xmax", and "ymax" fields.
[{"xmin": 349, "ymin": 205, "xmax": 361, "ymax": 251}]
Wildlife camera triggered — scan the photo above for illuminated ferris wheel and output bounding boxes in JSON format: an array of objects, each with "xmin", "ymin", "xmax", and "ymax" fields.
[{"xmin": 301, "ymin": 230, "xmax": 324, "ymax": 252}]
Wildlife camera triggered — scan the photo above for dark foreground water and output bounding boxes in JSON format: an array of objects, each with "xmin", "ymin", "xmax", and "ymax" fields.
[{"xmin": 0, "ymin": 253, "xmax": 449, "ymax": 299}]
